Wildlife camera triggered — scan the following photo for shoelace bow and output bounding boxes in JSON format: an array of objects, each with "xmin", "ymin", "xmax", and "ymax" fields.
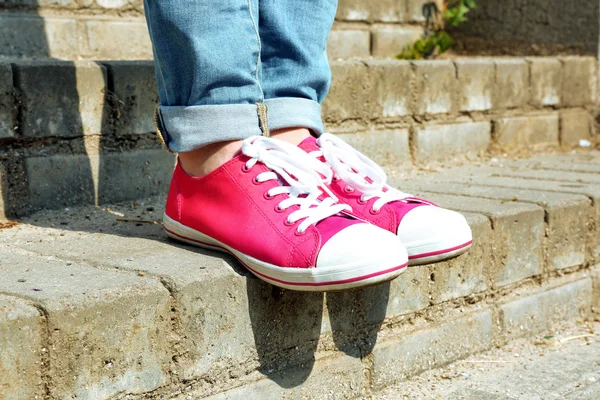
[
  {"xmin": 241, "ymin": 136, "xmax": 351, "ymax": 234},
  {"xmin": 312, "ymin": 133, "xmax": 421, "ymax": 213}
]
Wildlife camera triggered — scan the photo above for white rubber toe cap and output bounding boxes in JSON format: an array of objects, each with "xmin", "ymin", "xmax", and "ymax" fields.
[
  {"xmin": 398, "ymin": 205, "xmax": 472, "ymax": 247},
  {"xmin": 317, "ymin": 223, "xmax": 408, "ymax": 270}
]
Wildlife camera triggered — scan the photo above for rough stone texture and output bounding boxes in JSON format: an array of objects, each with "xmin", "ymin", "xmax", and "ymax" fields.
[
  {"xmin": 455, "ymin": 59, "xmax": 494, "ymax": 111},
  {"xmin": 494, "ymin": 59, "xmax": 529, "ymax": 109},
  {"xmin": 104, "ymin": 61, "xmax": 159, "ymax": 135},
  {"xmin": 323, "ymin": 61, "xmax": 371, "ymax": 123},
  {"xmin": 327, "ymin": 29, "xmax": 370, "ymax": 60},
  {"xmin": 407, "ymin": 0, "xmax": 444, "ymax": 22},
  {"xmin": 335, "ymin": 0, "xmax": 371, "ymax": 21},
  {"xmin": 14, "ymin": 61, "xmax": 109, "ymax": 138},
  {"xmin": 0, "ymin": 15, "xmax": 78, "ymax": 60},
  {"xmin": 493, "ymin": 114, "xmax": 560, "ymax": 149},
  {"xmin": 0, "ymin": 247, "xmax": 171, "ymax": 400},
  {"xmin": 560, "ymin": 109, "xmax": 592, "ymax": 147},
  {"xmin": 529, "ymin": 58, "xmax": 562, "ymax": 107},
  {"xmin": 336, "ymin": 0, "xmax": 408, "ymax": 22},
  {"xmin": 0, "ymin": 162, "xmax": 6, "ymax": 220},
  {"xmin": 25, "ymin": 150, "xmax": 174, "ymax": 211},
  {"xmin": 413, "ymin": 122, "xmax": 491, "ymax": 165},
  {"xmin": 367, "ymin": 60, "xmax": 413, "ymax": 118},
  {"xmin": 0, "ymin": 63, "xmax": 14, "ymax": 138},
  {"xmin": 0, "ymin": 295, "xmax": 43, "ymax": 400},
  {"xmin": 392, "ymin": 190, "xmax": 545, "ymax": 288},
  {"xmin": 594, "ymin": 265, "xmax": 600, "ymax": 313},
  {"xmin": 201, "ymin": 355, "xmax": 365, "ymax": 399},
  {"xmin": 501, "ymin": 278, "xmax": 593, "ymax": 340},
  {"xmin": 425, "ymin": 213, "xmax": 491, "ymax": 304},
  {"xmin": 371, "ymin": 25, "xmax": 422, "ymax": 58},
  {"xmin": 450, "ymin": 0, "xmax": 599, "ymax": 56},
  {"xmin": 413, "ymin": 60, "xmax": 455, "ymax": 115},
  {"xmin": 372, "ymin": 310, "xmax": 493, "ymax": 389},
  {"xmin": 561, "ymin": 57, "xmax": 597, "ymax": 107},
  {"xmin": 404, "ymin": 180, "xmax": 590, "ymax": 272},
  {"xmin": 336, "ymin": 129, "xmax": 411, "ymax": 166},
  {"xmin": 79, "ymin": 19, "xmax": 153, "ymax": 60}
]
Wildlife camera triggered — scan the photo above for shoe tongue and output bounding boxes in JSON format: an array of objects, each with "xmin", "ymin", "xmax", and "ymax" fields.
[{"xmin": 297, "ymin": 136, "xmax": 320, "ymax": 152}]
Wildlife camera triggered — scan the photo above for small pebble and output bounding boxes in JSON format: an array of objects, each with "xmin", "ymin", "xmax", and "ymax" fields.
[
  {"xmin": 17, "ymin": 279, "xmax": 26, "ymax": 283},
  {"xmin": 127, "ymin": 258, "xmax": 134, "ymax": 261}
]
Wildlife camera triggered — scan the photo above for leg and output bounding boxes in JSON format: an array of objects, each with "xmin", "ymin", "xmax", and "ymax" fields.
[
  {"xmin": 144, "ymin": 0, "xmax": 266, "ymax": 174},
  {"xmin": 258, "ymin": 0, "xmax": 338, "ymax": 142}
]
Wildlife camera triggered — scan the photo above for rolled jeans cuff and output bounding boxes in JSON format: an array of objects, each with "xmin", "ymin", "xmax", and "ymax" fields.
[{"xmin": 156, "ymin": 98, "xmax": 324, "ymax": 153}]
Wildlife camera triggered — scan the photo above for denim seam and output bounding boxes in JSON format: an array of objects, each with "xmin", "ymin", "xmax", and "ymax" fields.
[
  {"xmin": 247, "ymin": 0, "xmax": 264, "ymax": 102},
  {"xmin": 143, "ymin": 0, "xmax": 171, "ymax": 105}
]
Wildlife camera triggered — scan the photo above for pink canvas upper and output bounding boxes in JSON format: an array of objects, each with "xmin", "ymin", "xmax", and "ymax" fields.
[
  {"xmin": 165, "ymin": 154, "xmax": 361, "ymax": 269},
  {"xmin": 298, "ymin": 136, "xmax": 431, "ymax": 233}
]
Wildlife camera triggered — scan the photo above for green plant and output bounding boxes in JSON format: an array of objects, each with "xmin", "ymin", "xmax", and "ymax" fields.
[{"xmin": 397, "ymin": 0, "xmax": 476, "ymax": 60}]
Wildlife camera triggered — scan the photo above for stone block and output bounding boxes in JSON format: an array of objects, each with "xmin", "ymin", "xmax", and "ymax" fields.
[
  {"xmin": 25, "ymin": 150, "xmax": 174, "ymax": 211},
  {"xmin": 413, "ymin": 122, "xmax": 491, "ymax": 164},
  {"xmin": 367, "ymin": 60, "xmax": 413, "ymax": 118},
  {"xmin": 406, "ymin": 180, "xmax": 590, "ymax": 272},
  {"xmin": 493, "ymin": 114, "xmax": 559, "ymax": 149},
  {"xmin": 501, "ymin": 278, "xmax": 592, "ymax": 339},
  {"xmin": 455, "ymin": 59, "xmax": 494, "ymax": 111},
  {"xmin": 391, "ymin": 190, "xmax": 545, "ymax": 288},
  {"xmin": 202, "ymin": 355, "xmax": 365, "ymax": 399},
  {"xmin": 79, "ymin": 18, "xmax": 153, "ymax": 60},
  {"xmin": 0, "ymin": 295, "xmax": 44, "ymax": 400},
  {"xmin": 0, "ymin": 15, "xmax": 77, "ymax": 59},
  {"xmin": 593, "ymin": 265, "xmax": 600, "ymax": 313},
  {"xmin": 560, "ymin": 109, "xmax": 592, "ymax": 147},
  {"xmin": 425, "ymin": 212, "xmax": 491, "ymax": 303},
  {"xmin": 413, "ymin": 60, "xmax": 455, "ymax": 114},
  {"xmin": 529, "ymin": 58, "xmax": 562, "ymax": 106},
  {"xmin": 0, "ymin": 63, "xmax": 14, "ymax": 138},
  {"xmin": 0, "ymin": 163, "xmax": 6, "ymax": 220},
  {"xmin": 494, "ymin": 58, "xmax": 529, "ymax": 109},
  {"xmin": 371, "ymin": 0, "xmax": 408, "ymax": 22},
  {"xmin": 0, "ymin": 248, "xmax": 171, "ymax": 399},
  {"xmin": 104, "ymin": 61, "xmax": 159, "ymax": 134},
  {"xmin": 407, "ymin": 0, "xmax": 444, "ymax": 22},
  {"xmin": 336, "ymin": 129, "xmax": 411, "ymax": 166},
  {"xmin": 372, "ymin": 309, "xmax": 493, "ymax": 389},
  {"xmin": 371, "ymin": 25, "xmax": 422, "ymax": 58},
  {"xmin": 327, "ymin": 29, "xmax": 370, "ymax": 59},
  {"xmin": 561, "ymin": 57, "xmax": 597, "ymax": 107},
  {"xmin": 336, "ymin": 0, "xmax": 370, "ymax": 21},
  {"xmin": 14, "ymin": 61, "xmax": 109, "ymax": 138},
  {"xmin": 323, "ymin": 61, "xmax": 371, "ymax": 123}
]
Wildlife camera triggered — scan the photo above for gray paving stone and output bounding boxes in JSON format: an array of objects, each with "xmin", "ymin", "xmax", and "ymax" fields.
[
  {"xmin": 371, "ymin": 309, "xmax": 493, "ymax": 389},
  {"xmin": 495, "ymin": 168, "xmax": 600, "ymax": 185},
  {"xmin": 493, "ymin": 114, "xmax": 560, "ymax": 149},
  {"xmin": 0, "ymin": 246, "xmax": 171, "ymax": 400},
  {"xmin": 402, "ymin": 181, "xmax": 590, "ymax": 272},
  {"xmin": 390, "ymin": 188, "xmax": 545, "ymax": 287},
  {"xmin": 501, "ymin": 278, "xmax": 592, "ymax": 340},
  {"xmin": 505, "ymin": 157, "xmax": 600, "ymax": 174},
  {"xmin": 104, "ymin": 61, "xmax": 159, "ymax": 135},
  {"xmin": 0, "ymin": 295, "xmax": 44, "ymax": 400},
  {"xmin": 0, "ymin": 63, "xmax": 14, "ymax": 138},
  {"xmin": 561, "ymin": 57, "xmax": 597, "ymax": 107},
  {"xmin": 14, "ymin": 61, "xmax": 109, "ymax": 138}
]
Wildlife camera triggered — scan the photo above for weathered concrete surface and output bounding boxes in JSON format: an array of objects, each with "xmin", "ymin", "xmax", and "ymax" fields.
[
  {"xmin": 455, "ymin": 59, "xmax": 494, "ymax": 111},
  {"xmin": 0, "ymin": 295, "xmax": 43, "ymax": 400},
  {"xmin": 494, "ymin": 59, "xmax": 529, "ymax": 109},
  {"xmin": 493, "ymin": 114, "xmax": 560, "ymax": 149},
  {"xmin": 0, "ymin": 245, "xmax": 172, "ymax": 400},
  {"xmin": 413, "ymin": 60, "xmax": 455, "ymax": 115},
  {"xmin": 528, "ymin": 58, "xmax": 562, "ymax": 106},
  {"xmin": 0, "ymin": 63, "xmax": 14, "ymax": 138}
]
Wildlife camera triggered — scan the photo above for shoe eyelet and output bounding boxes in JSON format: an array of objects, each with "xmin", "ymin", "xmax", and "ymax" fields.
[
  {"xmin": 274, "ymin": 205, "xmax": 285, "ymax": 213},
  {"xmin": 241, "ymin": 164, "xmax": 251, "ymax": 173},
  {"xmin": 264, "ymin": 192, "xmax": 274, "ymax": 200},
  {"xmin": 295, "ymin": 229, "xmax": 307, "ymax": 236},
  {"xmin": 357, "ymin": 197, "xmax": 367, "ymax": 205},
  {"xmin": 252, "ymin": 176, "xmax": 261, "ymax": 185},
  {"xmin": 369, "ymin": 207, "xmax": 381, "ymax": 215},
  {"xmin": 332, "ymin": 175, "xmax": 341, "ymax": 182},
  {"xmin": 344, "ymin": 186, "xmax": 355, "ymax": 193},
  {"xmin": 284, "ymin": 218, "xmax": 295, "ymax": 227}
]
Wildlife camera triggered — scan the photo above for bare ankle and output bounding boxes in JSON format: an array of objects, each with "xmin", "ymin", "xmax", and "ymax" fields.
[
  {"xmin": 270, "ymin": 127, "xmax": 312, "ymax": 146},
  {"xmin": 178, "ymin": 140, "xmax": 242, "ymax": 177}
]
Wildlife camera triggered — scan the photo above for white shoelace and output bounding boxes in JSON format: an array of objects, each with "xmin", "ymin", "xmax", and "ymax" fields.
[
  {"xmin": 311, "ymin": 133, "xmax": 415, "ymax": 213},
  {"xmin": 242, "ymin": 136, "xmax": 351, "ymax": 234}
]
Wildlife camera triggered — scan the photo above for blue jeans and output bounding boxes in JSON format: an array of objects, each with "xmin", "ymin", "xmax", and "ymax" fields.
[{"xmin": 143, "ymin": 0, "xmax": 338, "ymax": 152}]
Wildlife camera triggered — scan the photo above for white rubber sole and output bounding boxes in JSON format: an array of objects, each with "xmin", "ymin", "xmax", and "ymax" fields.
[
  {"xmin": 163, "ymin": 214, "xmax": 407, "ymax": 291},
  {"xmin": 405, "ymin": 236, "xmax": 473, "ymax": 266}
]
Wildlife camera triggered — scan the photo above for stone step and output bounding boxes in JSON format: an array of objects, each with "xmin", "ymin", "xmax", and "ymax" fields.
[
  {"xmin": 0, "ymin": 151, "xmax": 598, "ymax": 399},
  {"xmin": 0, "ymin": 56, "xmax": 597, "ymax": 218}
]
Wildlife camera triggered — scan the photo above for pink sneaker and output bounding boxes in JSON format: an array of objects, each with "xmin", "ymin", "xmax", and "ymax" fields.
[
  {"xmin": 299, "ymin": 134, "xmax": 472, "ymax": 266},
  {"xmin": 163, "ymin": 136, "xmax": 408, "ymax": 291}
]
